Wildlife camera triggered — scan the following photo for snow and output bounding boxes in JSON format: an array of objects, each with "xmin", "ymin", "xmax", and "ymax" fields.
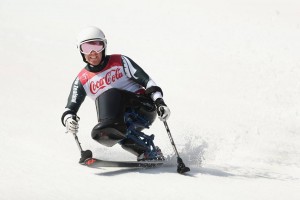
[{"xmin": 0, "ymin": 0, "xmax": 300, "ymax": 199}]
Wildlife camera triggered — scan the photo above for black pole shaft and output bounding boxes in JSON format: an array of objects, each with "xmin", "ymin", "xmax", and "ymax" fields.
[
  {"xmin": 163, "ymin": 120, "xmax": 190, "ymax": 173},
  {"xmin": 163, "ymin": 121, "xmax": 180, "ymax": 157},
  {"xmin": 73, "ymin": 133, "xmax": 83, "ymax": 153}
]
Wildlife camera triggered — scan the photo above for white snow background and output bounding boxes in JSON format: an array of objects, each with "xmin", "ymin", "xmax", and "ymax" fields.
[{"xmin": 0, "ymin": 0, "xmax": 300, "ymax": 199}]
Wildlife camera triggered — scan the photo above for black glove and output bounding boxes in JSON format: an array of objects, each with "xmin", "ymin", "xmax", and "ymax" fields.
[{"xmin": 155, "ymin": 98, "xmax": 171, "ymax": 121}]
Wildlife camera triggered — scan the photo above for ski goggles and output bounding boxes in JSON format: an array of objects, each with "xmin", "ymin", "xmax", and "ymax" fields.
[{"xmin": 79, "ymin": 40, "xmax": 105, "ymax": 54}]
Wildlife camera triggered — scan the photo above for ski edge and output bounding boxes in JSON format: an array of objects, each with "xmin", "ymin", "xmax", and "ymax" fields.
[{"xmin": 84, "ymin": 158, "xmax": 165, "ymax": 168}]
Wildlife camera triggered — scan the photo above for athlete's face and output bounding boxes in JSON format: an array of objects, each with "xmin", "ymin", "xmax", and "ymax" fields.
[{"xmin": 84, "ymin": 51, "xmax": 103, "ymax": 66}]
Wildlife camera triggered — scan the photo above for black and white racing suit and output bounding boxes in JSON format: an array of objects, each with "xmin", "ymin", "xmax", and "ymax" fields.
[{"xmin": 61, "ymin": 54, "xmax": 163, "ymax": 126}]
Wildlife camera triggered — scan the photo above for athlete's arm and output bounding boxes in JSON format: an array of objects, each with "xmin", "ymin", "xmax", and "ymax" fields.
[
  {"xmin": 121, "ymin": 55, "xmax": 163, "ymax": 101},
  {"xmin": 61, "ymin": 77, "xmax": 86, "ymax": 126}
]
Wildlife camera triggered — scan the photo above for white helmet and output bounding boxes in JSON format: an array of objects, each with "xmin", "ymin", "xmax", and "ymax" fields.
[
  {"xmin": 77, "ymin": 26, "xmax": 107, "ymax": 47},
  {"xmin": 77, "ymin": 26, "xmax": 107, "ymax": 63}
]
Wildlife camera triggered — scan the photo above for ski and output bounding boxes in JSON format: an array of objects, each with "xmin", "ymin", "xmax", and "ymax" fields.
[{"xmin": 84, "ymin": 158, "xmax": 164, "ymax": 168}]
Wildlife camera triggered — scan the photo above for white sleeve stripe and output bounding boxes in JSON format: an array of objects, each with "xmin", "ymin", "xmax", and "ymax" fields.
[
  {"xmin": 122, "ymin": 56, "xmax": 138, "ymax": 79},
  {"xmin": 146, "ymin": 79, "xmax": 157, "ymax": 89},
  {"xmin": 151, "ymin": 91, "xmax": 163, "ymax": 101},
  {"xmin": 146, "ymin": 79, "xmax": 163, "ymax": 100}
]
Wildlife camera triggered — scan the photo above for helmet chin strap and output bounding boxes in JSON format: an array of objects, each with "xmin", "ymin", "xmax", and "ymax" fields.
[{"xmin": 80, "ymin": 52, "xmax": 88, "ymax": 63}]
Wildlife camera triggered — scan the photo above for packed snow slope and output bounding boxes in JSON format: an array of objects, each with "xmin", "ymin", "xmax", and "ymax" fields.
[{"xmin": 0, "ymin": 0, "xmax": 299, "ymax": 199}]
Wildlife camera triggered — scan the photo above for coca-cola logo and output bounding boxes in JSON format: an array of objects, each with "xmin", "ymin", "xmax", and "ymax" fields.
[{"xmin": 90, "ymin": 68, "xmax": 123, "ymax": 94}]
